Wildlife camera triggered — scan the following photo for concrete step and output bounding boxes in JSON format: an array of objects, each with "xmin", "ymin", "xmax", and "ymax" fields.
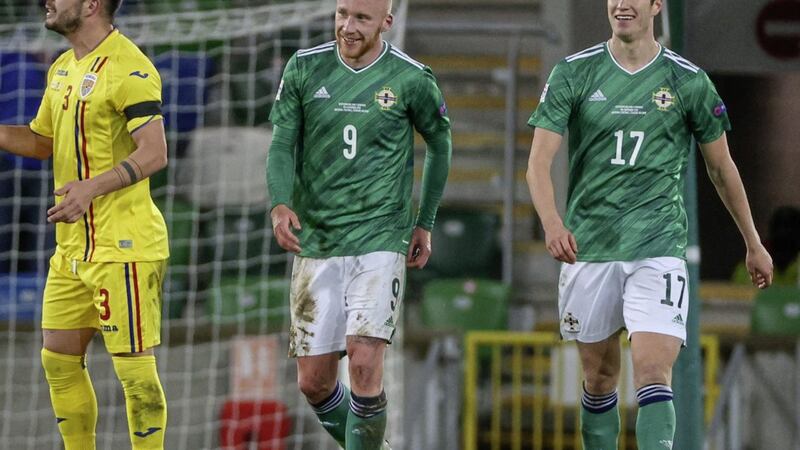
[{"xmin": 415, "ymin": 130, "xmax": 532, "ymax": 152}]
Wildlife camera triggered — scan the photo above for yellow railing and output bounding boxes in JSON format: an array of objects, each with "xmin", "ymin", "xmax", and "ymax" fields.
[{"xmin": 463, "ymin": 332, "xmax": 720, "ymax": 450}]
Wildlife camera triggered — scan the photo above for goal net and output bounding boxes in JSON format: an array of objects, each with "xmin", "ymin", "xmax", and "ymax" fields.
[{"xmin": 0, "ymin": 2, "xmax": 405, "ymax": 449}]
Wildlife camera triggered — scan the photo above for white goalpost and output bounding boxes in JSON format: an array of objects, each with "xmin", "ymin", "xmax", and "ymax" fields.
[{"xmin": 0, "ymin": 2, "xmax": 405, "ymax": 449}]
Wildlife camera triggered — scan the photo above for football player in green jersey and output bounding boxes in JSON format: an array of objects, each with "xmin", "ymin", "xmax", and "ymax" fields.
[
  {"xmin": 526, "ymin": 0, "xmax": 773, "ymax": 449},
  {"xmin": 267, "ymin": 0, "xmax": 452, "ymax": 448}
]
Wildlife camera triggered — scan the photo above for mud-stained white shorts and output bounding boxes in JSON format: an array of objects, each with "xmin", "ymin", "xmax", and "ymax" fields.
[
  {"xmin": 288, "ymin": 251, "xmax": 406, "ymax": 357},
  {"xmin": 558, "ymin": 257, "xmax": 689, "ymax": 344}
]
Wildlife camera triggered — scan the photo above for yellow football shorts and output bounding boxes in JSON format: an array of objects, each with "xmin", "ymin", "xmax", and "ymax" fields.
[{"xmin": 42, "ymin": 250, "xmax": 166, "ymax": 354}]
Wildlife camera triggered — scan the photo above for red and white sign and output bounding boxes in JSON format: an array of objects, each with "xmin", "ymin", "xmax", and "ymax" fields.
[{"xmin": 230, "ymin": 335, "xmax": 281, "ymax": 399}]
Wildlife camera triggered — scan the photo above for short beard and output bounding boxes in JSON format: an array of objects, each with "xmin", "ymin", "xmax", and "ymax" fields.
[{"xmin": 45, "ymin": 7, "xmax": 83, "ymax": 35}]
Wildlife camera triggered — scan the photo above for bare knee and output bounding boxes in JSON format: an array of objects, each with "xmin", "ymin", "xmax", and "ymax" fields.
[
  {"xmin": 297, "ymin": 354, "xmax": 340, "ymax": 404},
  {"xmin": 347, "ymin": 336, "xmax": 386, "ymax": 396},
  {"xmin": 578, "ymin": 334, "xmax": 622, "ymax": 395},
  {"xmin": 42, "ymin": 328, "xmax": 96, "ymax": 356},
  {"xmin": 633, "ymin": 361, "xmax": 672, "ymax": 389}
]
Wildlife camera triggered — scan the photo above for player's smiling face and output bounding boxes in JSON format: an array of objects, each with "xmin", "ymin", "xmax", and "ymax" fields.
[
  {"xmin": 44, "ymin": 0, "xmax": 84, "ymax": 35},
  {"xmin": 607, "ymin": 0, "xmax": 661, "ymax": 42},
  {"xmin": 335, "ymin": 0, "xmax": 393, "ymax": 68}
]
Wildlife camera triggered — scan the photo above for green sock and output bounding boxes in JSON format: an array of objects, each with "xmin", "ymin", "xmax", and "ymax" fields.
[
  {"xmin": 580, "ymin": 388, "xmax": 619, "ymax": 450},
  {"xmin": 636, "ymin": 384, "xmax": 676, "ymax": 450},
  {"xmin": 346, "ymin": 391, "xmax": 387, "ymax": 450},
  {"xmin": 311, "ymin": 381, "xmax": 351, "ymax": 448}
]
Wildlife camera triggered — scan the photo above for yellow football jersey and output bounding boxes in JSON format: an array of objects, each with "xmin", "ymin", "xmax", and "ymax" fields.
[{"xmin": 30, "ymin": 29, "xmax": 169, "ymax": 263}]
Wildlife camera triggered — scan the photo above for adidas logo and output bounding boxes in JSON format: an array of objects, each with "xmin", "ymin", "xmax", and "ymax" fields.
[
  {"xmin": 589, "ymin": 89, "xmax": 607, "ymax": 102},
  {"xmin": 314, "ymin": 86, "xmax": 331, "ymax": 99},
  {"xmin": 672, "ymin": 314, "xmax": 684, "ymax": 325}
]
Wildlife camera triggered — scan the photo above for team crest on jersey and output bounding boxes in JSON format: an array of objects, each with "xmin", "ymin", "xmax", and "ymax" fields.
[
  {"xmin": 375, "ymin": 87, "xmax": 398, "ymax": 110},
  {"xmin": 652, "ymin": 87, "xmax": 675, "ymax": 111},
  {"xmin": 80, "ymin": 73, "xmax": 98, "ymax": 99}
]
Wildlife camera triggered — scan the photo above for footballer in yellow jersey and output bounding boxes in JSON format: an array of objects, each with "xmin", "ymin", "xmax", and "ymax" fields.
[
  {"xmin": 31, "ymin": 28, "xmax": 169, "ymax": 263},
  {"xmin": 0, "ymin": 0, "xmax": 171, "ymax": 448}
]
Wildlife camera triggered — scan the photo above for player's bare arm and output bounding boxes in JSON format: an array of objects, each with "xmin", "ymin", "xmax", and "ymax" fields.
[
  {"xmin": 270, "ymin": 204, "xmax": 302, "ymax": 253},
  {"xmin": 47, "ymin": 119, "xmax": 167, "ymax": 223},
  {"xmin": 699, "ymin": 132, "xmax": 773, "ymax": 288},
  {"xmin": 0, "ymin": 125, "xmax": 53, "ymax": 160},
  {"xmin": 527, "ymin": 127, "xmax": 578, "ymax": 264},
  {"xmin": 406, "ymin": 227, "xmax": 431, "ymax": 269}
]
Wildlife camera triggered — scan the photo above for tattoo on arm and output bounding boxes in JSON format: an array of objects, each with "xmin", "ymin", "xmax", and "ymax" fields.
[{"xmin": 119, "ymin": 160, "xmax": 139, "ymax": 185}]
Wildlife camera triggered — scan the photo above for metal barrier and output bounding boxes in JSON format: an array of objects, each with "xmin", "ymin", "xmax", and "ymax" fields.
[{"xmin": 463, "ymin": 332, "xmax": 720, "ymax": 450}]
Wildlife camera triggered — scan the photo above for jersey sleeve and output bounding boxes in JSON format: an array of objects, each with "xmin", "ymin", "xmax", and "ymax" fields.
[
  {"xmin": 111, "ymin": 56, "xmax": 164, "ymax": 134},
  {"xmin": 29, "ymin": 65, "xmax": 56, "ymax": 137},
  {"xmin": 269, "ymin": 54, "xmax": 304, "ymax": 130},
  {"xmin": 528, "ymin": 61, "xmax": 573, "ymax": 135},
  {"xmin": 409, "ymin": 68, "xmax": 450, "ymax": 139},
  {"xmin": 685, "ymin": 71, "xmax": 731, "ymax": 144}
]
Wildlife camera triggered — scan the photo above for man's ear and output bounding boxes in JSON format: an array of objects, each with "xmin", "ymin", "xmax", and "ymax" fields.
[{"xmin": 382, "ymin": 14, "xmax": 394, "ymax": 33}]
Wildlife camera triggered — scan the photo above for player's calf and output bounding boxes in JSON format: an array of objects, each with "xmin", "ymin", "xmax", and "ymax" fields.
[{"xmin": 41, "ymin": 349, "xmax": 98, "ymax": 450}]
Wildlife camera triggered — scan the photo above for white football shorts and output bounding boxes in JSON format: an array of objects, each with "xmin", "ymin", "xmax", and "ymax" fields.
[
  {"xmin": 288, "ymin": 251, "xmax": 405, "ymax": 357},
  {"xmin": 558, "ymin": 257, "xmax": 689, "ymax": 343}
]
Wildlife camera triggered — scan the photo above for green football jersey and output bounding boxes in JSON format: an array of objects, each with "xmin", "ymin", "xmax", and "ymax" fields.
[
  {"xmin": 529, "ymin": 42, "xmax": 731, "ymax": 261},
  {"xmin": 269, "ymin": 41, "xmax": 450, "ymax": 257}
]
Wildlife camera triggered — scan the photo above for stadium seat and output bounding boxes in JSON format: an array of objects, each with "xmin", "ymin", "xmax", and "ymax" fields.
[
  {"xmin": 198, "ymin": 205, "xmax": 284, "ymax": 276},
  {"xmin": 219, "ymin": 400, "xmax": 291, "ymax": 450},
  {"xmin": 153, "ymin": 52, "xmax": 214, "ymax": 136},
  {"xmin": 750, "ymin": 286, "xmax": 800, "ymax": 336},
  {"xmin": 178, "ymin": 126, "xmax": 271, "ymax": 208},
  {"xmin": 421, "ymin": 278, "xmax": 510, "ymax": 332},
  {"xmin": 206, "ymin": 276, "xmax": 290, "ymax": 332},
  {"xmin": 426, "ymin": 208, "xmax": 501, "ymax": 278},
  {"xmin": 0, "ymin": 273, "xmax": 45, "ymax": 321}
]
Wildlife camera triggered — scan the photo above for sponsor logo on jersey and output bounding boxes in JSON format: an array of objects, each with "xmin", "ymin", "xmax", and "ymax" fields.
[
  {"xmin": 540, "ymin": 83, "xmax": 550, "ymax": 103},
  {"xmin": 119, "ymin": 239, "xmax": 133, "ymax": 249},
  {"xmin": 588, "ymin": 89, "xmax": 607, "ymax": 102},
  {"xmin": 672, "ymin": 314, "xmax": 684, "ymax": 326},
  {"xmin": 562, "ymin": 312, "xmax": 580, "ymax": 333},
  {"xmin": 101, "ymin": 325, "xmax": 119, "ymax": 332},
  {"xmin": 80, "ymin": 73, "xmax": 98, "ymax": 99},
  {"xmin": 713, "ymin": 102, "xmax": 727, "ymax": 117},
  {"xmin": 276, "ymin": 78, "xmax": 284, "ymax": 101},
  {"xmin": 375, "ymin": 87, "xmax": 398, "ymax": 110},
  {"xmin": 314, "ymin": 86, "xmax": 331, "ymax": 99},
  {"xmin": 384, "ymin": 317, "xmax": 395, "ymax": 328},
  {"xmin": 129, "ymin": 71, "xmax": 149, "ymax": 79},
  {"xmin": 652, "ymin": 87, "xmax": 675, "ymax": 111},
  {"xmin": 56, "ymin": 69, "xmax": 69, "ymax": 77},
  {"xmin": 50, "ymin": 80, "xmax": 62, "ymax": 90}
]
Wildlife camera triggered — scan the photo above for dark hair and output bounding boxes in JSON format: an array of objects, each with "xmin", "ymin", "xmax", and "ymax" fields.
[{"xmin": 105, "ymin": 0, "xmax": 122, "ymax": 19}]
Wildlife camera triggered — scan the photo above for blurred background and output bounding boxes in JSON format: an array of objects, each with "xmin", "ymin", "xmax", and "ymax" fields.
[{"xmin": 0, "ymin": 0, "xmax": 798, "ymax": 449}]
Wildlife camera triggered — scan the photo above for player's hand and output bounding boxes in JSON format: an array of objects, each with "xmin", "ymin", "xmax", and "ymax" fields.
[
  {"xmin": 543, "ymin": 221, "xmax": 578, "ymax": 264},
  {"xmin": 746, "ymin": 244, "xmax": 773, "ymax": 289},
  {"xmin": 406, "ymin": 227, "xmax": 432, "ymax": 269},
  {"xmin": 271, "ymin": 204, "xmax": 302, "ymax": 253},
  {"xmin": 47, "ymin": 180, "xmax": 96, "ymax": 224}
]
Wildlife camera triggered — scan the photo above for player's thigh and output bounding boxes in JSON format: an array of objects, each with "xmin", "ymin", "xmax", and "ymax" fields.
[
  {"xmin": 630, "ymin": 331, "xmax": 682, "ymax": 388},
  {"xmin": 622, "ymin": 257, "xmax": 689, "ymax": 343},
  {"xmin": 577, "ymin": 329, "xmax": 623, "ymax": 392},
  {"xmin": 289, "ymin": 256, "xmax": 347, "ymax": 357},
  {"xmin": 84, "ymin": 260, "xmax": 166, "ymax": 354},
  {"xmin": 344, "ymin": 251, "xmax": 405, "ymax": 343},
  {"xmin": 558, "ymin": 261, "xmax": 625, "ymax": 343},
  {"xmin": 42, "ymin": 252, "xmax": 98, "ymax": 337}
]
